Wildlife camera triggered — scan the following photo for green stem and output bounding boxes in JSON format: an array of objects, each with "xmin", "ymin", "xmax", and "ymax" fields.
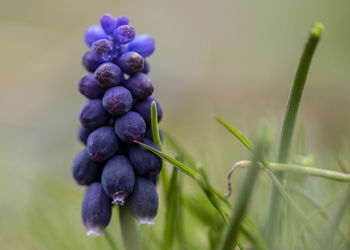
[
  {"xmin": 104, "ymin": 229, "xmax": 118, "ymax": 250},
  {"xmin": 233, "ymin": 161, "xmax": 350, "ymax": 182},
  {"xmin": 119, "ymin": 206, "xmax": 142, "ymax": 250}
]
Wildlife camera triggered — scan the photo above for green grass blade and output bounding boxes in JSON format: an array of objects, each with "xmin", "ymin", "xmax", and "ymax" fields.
[
  {"xmin": 278, "ymin": 23, "xmax": 324, "ymax": 163},
  {"xmin": 321, "ymin": 189, "xmax": 350, "ymax": 249},
  {"xmin": 219, "ymin": 138, "xmax": 264, "ymax": 250},
  {"xmin": 216, "ymin": 116, "xmax": 254, "ymax": 151},
  {"xmin": 215, "ymin": 117, "xmax": 319, "ymax": 238},
  {"xmin": 150, "ymin": 101, "xmax": 169, "ymax": 194},
  {"xmin": 135, "ymin": 141, "xmax": 199, "ymax": 179},
  {"xmin": 269, "ymin": 23, "xmax": 324, "ymax": 247},
  {"xmin": 163, "ymin": 167, "xmax": 179, "ymax": 250}
]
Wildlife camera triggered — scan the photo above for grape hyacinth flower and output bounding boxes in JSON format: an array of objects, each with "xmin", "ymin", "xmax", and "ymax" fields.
[{"xmin": 73, "ymin": 13, "xmax": 163, "ymax": 236}]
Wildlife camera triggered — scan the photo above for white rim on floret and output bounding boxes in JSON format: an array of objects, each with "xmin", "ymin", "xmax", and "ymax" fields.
[
  {"xmin": 112, "ymin": 192, "xmax": 127, "ymax": 205},
  {"xmin": 86, "ymin": 228, "xmax": 103, "ymax": 237},
  {"xmin": 138, "ymin": 217, "xmax": 155, "ymax": 226}
]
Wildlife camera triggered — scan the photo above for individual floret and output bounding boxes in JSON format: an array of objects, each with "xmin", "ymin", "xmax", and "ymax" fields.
[
  {"xmin": 128, "ymin": 34, "xmax": 155, "ymax": 58},
  {"xmin": 84, "ymin": 25, "xmax": 108, "ymax": 47},
  {"xmin": 87, "ymin": 126, "xmax": 120, "ymax": 162},
  {"xmin": 79, "ymin": 99, "xmax": 110, "ymax": 129},
  {"xmin": 101, "ymin": 155, "xmax": 135, "ymax": 205},
  {"xmin": 118, "ymin": 52, "xmax": 144, "ymax": 75},
  {"xmin": 91, "ymin": 39, "xmax": 116, "ymax": 63},
  {"xmin": 128, "ymin": 138, "xmax": 162, "ymax": 177},
  {"xmin": 82, "ymin": 183, "xmax": 112, "ymax": 236},
  {"xmin": 102, "ymin": 86, "xmax": 133, "ymax": 116},
  {"xmin": 82, "ymin": 51, "xmax": 101, "ymax": 72},
  {"xmin": 100, "ymin": 14, "xmax": 117, "ymax": 35},
  {"xmin": 123, "ymin": 73, "xmax": 154, "ymax": 99},
  {"xmin": 113, "ymin": 25, "xmax": 136, "ymax": 44},
  {"xmin": 78, "ymin": 73, "xmax": 106, "ymax": 99},
  {"xmin": 72, "ymin": 149, "xmax": 101, "ymax": 185},
  {"xmin": 127, "ymin": 176, "xmax": 158, "ymax": 225},
  {"xmin": 94, "ymin": 62, "xmax": 123, "ymax": 88},
  {"xmin": 114, "ymin": 111, "xmax": 146, "ymax": 143}
]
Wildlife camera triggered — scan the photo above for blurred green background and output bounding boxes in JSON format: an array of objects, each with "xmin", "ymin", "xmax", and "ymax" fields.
[{"xmin": 0, "ymin": 0, "xmax": 349, "ymax": 249}]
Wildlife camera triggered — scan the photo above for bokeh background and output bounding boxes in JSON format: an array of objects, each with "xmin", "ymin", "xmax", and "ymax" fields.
[{"xmin": 1, "ymin": 0, "xmax": 349, "ymax": 249}]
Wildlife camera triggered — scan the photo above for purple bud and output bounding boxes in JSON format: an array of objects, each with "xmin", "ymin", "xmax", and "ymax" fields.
[
  {"xmin": 133, "ymin": 97, "xmax": 162, "ymax": 124},
  {"xmin": 79, "ymin": 100, "xmax": 110, "ymax": 129},
  {"xmin": 123, "ymin": 73, "xmax": 154, "ymax": 99},
  {"xmin": 82, "ymin": 183, "xmax": 112, "ymax": 236},
  {"xmin": 91, "ymin": 39, "xmax": 115, "ymax": 63},
  {"xmin": 118, "ymin": 52, "xmax": 144, "ymax": 75},
  {"xmin": 101, "ymin": 155, "xmax": 135, "ymax": 205},
  {"xmin": 103, "ymin": 86, "xmax": 133, "ymax": 116},
  {"xmin": 72, "ymin": 149, "xmax": 100, "ymax": 185},
  {"xmin": 116, "ymin": 16, "xmax": 129, "ymax": 27},
  {"xmin": 128, "ymin": 138, "xmax": 162, "ymax": 177},
  {"xmin": 100, "ymin": 14, "xmax": 117, "ymax": 35},
  {"xmin": 78, "ymin": 73, "xmax": 106, "ymax": 99},
  {"xmin": 114, "ymin": 111, "xmax": 146, "ymax": 143},
  {"xmin": 113, "ymin": 25, "xmax": 136, "ymax": 44},
  {"xmin": 84, "ymin": 25, "xmax": 108, "ymax": 47},
  {"xmin": 87, "ymin": 126, "xmax": 120, "ymax": 162},
  {"xmin": 94, "ymin": 63, "xmax": 123, "ymax": 88},
  {"xmin": 128, "ymin": 34, "xmax": 155, "ymax": 58},
  {"xmin": 127, "ymin": 176, "xmax": 158, "ymax": 225},
  {"xmin": 82, "ymin": 51, "xmax": 101, "ymax": 72}
]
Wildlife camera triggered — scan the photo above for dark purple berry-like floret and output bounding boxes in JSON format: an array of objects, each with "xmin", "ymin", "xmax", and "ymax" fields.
[
  {"xmin": 82, "ymin": 51, "xmax": 101, "ymax": 72},
  {"xmin": 94, "ymin": 62, "xmax": 123, "ymax": 88},
  {"xmin": 91, "ymin": 39, "xmax": 116, "ymax": 63},
  {"xmin": 123, "ymin": 73, "xmax": 154, "ymax": 99},
  {"xmin": 128, "ymin": 34, "xmax": 155, "ymax": 58},
  {"xmin": 101, "ymin": 155, "xmax": 135, "ymax": 205},
  {"xmin": 113, "ymin": 25, "xmax": 136, "ymax": 44},
  {"xmin": 133, "ymin": 97, "xmax": 162, "ymax": 124},
  {"xmin": 118, "ymin": 52, "xmax": 144, "ymax": 75},
  {"xmin": 100, "ymin": 14, "xmax": 117, "ymax": 35},
  {"xmin": 127, "ymin": 176, "xmax": 158, "ymax": 225},
  {"xmin": 82, "ymin": 183, "xmax": 112, "ymax": 236},
  {"xmin": 116, "ymin": 16, "xmax": 129, "ymax": 27},
  {"xmin": 79, "ymin": 99, "xmax": 110, "ymax": 129},
  {"xmin": 87, "ymin": 126, "xmax": 120, "ymax": 162},
  {"xmin": 78, "ymin": 125, "xmax": 94, "ymax": 145},
  {"xmin": 102, "ymin": 86, "xmax": 133, "ymax": 116},
  {"xmin": 78, "ymin": 73, "xmax": 106, "ymax": 99},
  {"xmin": 84, "ymin": 25, "xmax": 108, "ymax": 47},
  {"xmin": 128, "ymin": 138, "xmax": 162, "ymax": 177},
  {"xmin": 114, "ymin": 111, "xmax": 146, "ymax": 143},
  {"xmin": 72, "ymin": 149, "xmax": 101, "ymax": 185}
]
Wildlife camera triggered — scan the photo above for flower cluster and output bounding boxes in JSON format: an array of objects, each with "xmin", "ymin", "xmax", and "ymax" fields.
[{"xmin": 72, "ymin": 13, "xmax": 163, "ymax": 237}]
